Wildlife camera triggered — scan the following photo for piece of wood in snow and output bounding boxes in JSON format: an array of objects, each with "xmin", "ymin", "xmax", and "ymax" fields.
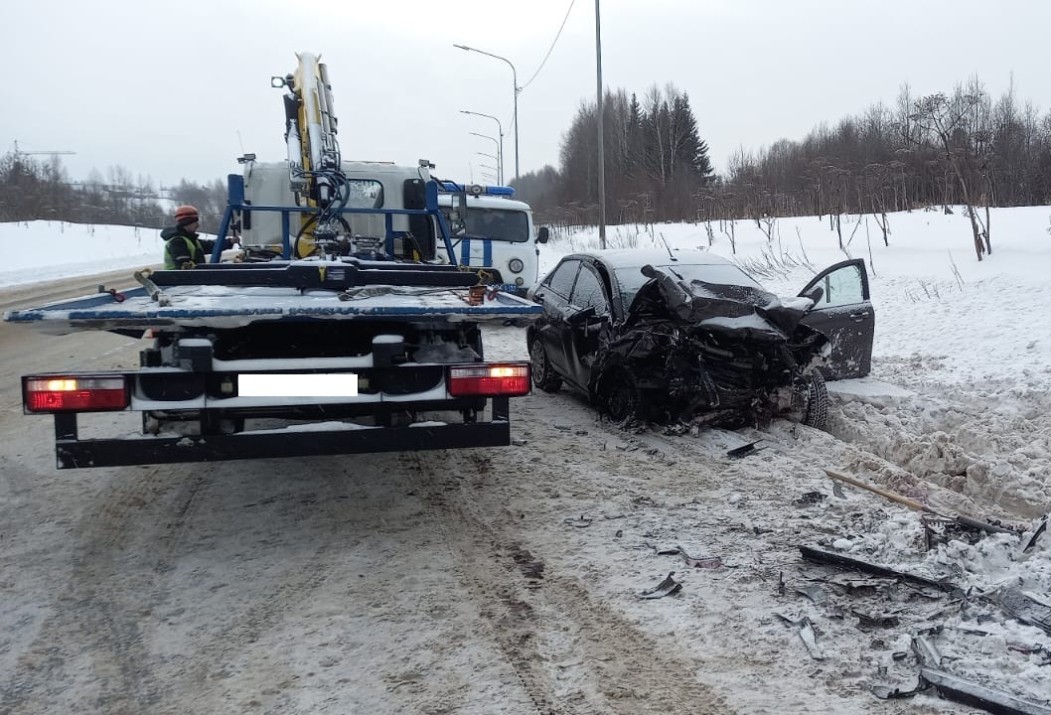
[
  {"xmin": 638, "ymin": 572, "xmax": 681, "ymax": 599},
  {"xmin": 799, "ymin": 546, "xmax": 956, "ymax": 592},
  {"xmin": 919, "ymin": 667, "xmax": 1051, "ymax": 715}
]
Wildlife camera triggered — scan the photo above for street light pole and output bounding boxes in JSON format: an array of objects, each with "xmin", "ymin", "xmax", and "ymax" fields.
[
  {"xmin": 595, "ymin": 0, "xmax": 607, "ymax": 248},
  {"xmin": 469, "ymin": 131, "xmax": 501, "ymax": 184},
  {"xmin": 453, "ymin": 44, "xmax": 520, "ymax": 181},
  {"xmin": 460, "ymin": 110, "xmax": 504, "ymax": 184}
]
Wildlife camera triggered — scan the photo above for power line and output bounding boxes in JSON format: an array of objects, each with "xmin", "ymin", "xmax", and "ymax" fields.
[{"xmin": 520, "ymin": 0, "xmax": 576, "ymax": 92}]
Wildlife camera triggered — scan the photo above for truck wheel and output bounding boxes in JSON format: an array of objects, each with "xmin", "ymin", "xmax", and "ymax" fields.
[
  {"xmin": 602, "ymin": 367, "xmax": 644, "ymax": 423},
  {"xmin": 529, "ymin": 340, "xmax": 562, "ymax": 393},
  {"xmin": 800, "ymin": 370, "xmax": 829, "ymax": 431}
]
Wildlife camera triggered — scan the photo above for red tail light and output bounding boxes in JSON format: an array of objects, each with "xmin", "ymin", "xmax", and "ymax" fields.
[
  {"xmin": 24, "ymin": 376, "xmax": 129, "ymax": 413},
  {"xmin": 447, "ymin": 363, "xmax": 531, "ymax": 397}
]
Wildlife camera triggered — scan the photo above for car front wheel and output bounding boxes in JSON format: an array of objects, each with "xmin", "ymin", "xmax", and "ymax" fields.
[
  {"xmin": 529, "ymin": 339, "xmax": 562, "ymax": 393},
  {"xmin": 800, "ymin": 369, "xmax": 829, "ymax": 431},
  {"xmin": 602, "ymin": 367, "xmax": 645, "ymax": 423}
]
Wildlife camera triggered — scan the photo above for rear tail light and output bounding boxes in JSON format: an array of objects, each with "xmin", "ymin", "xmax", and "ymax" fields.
[
  {"xmin": 447, "ymin": 363, "xmax": 531, "ymax": 397},
  {"xmin": 23, "ymin": 375, "xmax": 130, "ymax": 413}
]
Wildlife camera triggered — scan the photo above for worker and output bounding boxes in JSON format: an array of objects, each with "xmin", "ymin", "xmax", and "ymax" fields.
[{"xmin": 161, "ymin": 205, "xmax": 238, "ymax": 269}]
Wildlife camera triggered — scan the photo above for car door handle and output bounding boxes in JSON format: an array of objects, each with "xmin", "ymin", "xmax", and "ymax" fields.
[{"xmin": 848, "ymin": 311, "xmax": 868, "ymax": 322}]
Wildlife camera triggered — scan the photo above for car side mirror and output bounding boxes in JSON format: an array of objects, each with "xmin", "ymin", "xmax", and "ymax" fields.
[
  {"xmin": 537, "ymin": 226, "xmax": 550, "ymax": 244},
  {"xmin": 804, "ymin": 285, "xmax": 825, "ymax": 304},
  {"xmin": 567, "ymin": 305, "xmax": 597, "ymax": 325}
]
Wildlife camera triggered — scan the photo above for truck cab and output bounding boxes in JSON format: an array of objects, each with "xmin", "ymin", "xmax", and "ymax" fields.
[
  {"xmin": 238, "ymin": 159, "xmax": 444, "ymax": 261},
  {"xmin": 436, "ymin": 185, "xmax": 549, "ymax": 296}
]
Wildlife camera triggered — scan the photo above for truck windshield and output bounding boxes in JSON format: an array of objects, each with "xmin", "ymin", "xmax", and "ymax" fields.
[
  {"xmin": 463, "ymin": 208, "xmax": 529, "ymax": 243},
  {"xmin": 345, "ymin": 179, "xmax": 384, "ymax": 209}
]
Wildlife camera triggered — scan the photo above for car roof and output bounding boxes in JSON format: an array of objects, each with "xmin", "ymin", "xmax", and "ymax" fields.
[{"xmin": 567, "ymin": 248, "xmax": 735, "ymax": 270}]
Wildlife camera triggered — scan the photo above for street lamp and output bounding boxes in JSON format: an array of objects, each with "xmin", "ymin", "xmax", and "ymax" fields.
[
  {"xmin": 469, "ymin": 131, "xmax": 501, "ymax": 183},
  {"xmin": 460, "ymin": 110, "xmax": 504, "ymax": 184},
  {"xmin": 453, "ymin": 44, "xmax": 520, "ymax": 181}
]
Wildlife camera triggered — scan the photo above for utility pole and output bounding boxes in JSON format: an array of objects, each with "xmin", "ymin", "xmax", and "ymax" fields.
[{"xmin": 595, "ymin": 0, "xmax": 607, "ymax": 248}]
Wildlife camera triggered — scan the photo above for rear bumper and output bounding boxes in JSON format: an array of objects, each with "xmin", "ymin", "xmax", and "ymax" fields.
[
  {"xmin": 49, "ymin": 398, "xmax": 511, "ymax": 469},
  {"xmin": 53, "ymin": 419, "xmax": 510, "ymax": 469}
]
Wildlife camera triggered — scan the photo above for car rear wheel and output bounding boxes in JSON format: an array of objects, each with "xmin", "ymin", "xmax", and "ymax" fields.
[
  {"xmin": 529, "ymin": 339, "xmax": 562, "ymax": 393},
  {"xmin": 602, "ymin": 367, "xmax": 644, "ymax": 423},
  {"xmin": 800, "ymin": 369, "xmax": 829, "ymax": 431}
]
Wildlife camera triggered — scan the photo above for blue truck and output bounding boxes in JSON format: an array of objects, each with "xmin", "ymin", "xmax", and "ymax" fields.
[{"xmin": 4, "ymin": 53, "xmax": 542, "ymax": 469}]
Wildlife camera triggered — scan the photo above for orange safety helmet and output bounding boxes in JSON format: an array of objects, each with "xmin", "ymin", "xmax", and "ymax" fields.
[{"xmin": 174, "ymin": 205, "xmax": 200, "ymax": 225}]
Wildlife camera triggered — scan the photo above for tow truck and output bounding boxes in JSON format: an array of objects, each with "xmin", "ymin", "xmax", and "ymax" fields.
[{"xmin": 4, "ymin": 52, "xmax": 542, "ymax": 469}]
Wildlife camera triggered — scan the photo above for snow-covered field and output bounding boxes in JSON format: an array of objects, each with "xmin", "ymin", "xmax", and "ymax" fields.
[{"xmin": 1, "ymin": 208, "xmax": 1049, "ymax": 711}]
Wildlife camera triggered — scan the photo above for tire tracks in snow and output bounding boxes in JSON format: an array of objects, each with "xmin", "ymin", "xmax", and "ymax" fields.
[
  {"xmin": 405, "ymin": 449, "xmax": 735, "ymax": 715},
  {"xmin": 0, "ymin": 465, "xmax": 209, "ymax": 715}
]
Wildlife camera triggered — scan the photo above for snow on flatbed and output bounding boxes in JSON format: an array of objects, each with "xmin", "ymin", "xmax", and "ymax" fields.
[{"xmin": 4, "ymin": 283, "xmax": 542, "ymax": 334}]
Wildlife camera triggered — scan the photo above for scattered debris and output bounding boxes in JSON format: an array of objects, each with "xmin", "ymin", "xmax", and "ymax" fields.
[
  {"xmin": 832, "ymin": 482, "xmax": 846, "ymax": 499},
  {"xmin": 796, "ymin": 584, "xmax": 828, "ymax": 605},
  {"xmin": 852, "ymin": 609, "xmax": 900, "ymax": 629},
  {"xmin": 639, "ymin": 572, "xmax": 682, "ymax": 599},
  {"xmin": 799, "ymin": 546, "xmax": 956, "ymax": 593},
  {"xmin": 727, "ymin": 440, "xmax": 767, "ymax": 458},
  {"xmin": 1024, "ymin": 517, "xmax": 1048, "ymax": 553},
  {"xmin": 775, "ymin": 613, "xmax": 825, "ymax": 660},
  {"xmin": 511, "ymin": 438, "xmax": 528, "ymax": 447},
  {"xmin": 676, "ymin": 545, "xmax": 722, "ymax": 569},
  {"xmin": 563, "ymin": 515, "xmax": 593, "ymax": 528},
  {"xmin": 870, "ymin": 681, "xmax": 925, "ymax": 700},
  {"xmin": 992, "ymin": 588, "xmax": 1051, "ymax": 636},
  {"xmin": 919, "ymin": 668, "xmax": 1051, "ymax": 715},
  {"xmin": 794, "ymin": 491, "xmax": 827, "ymax": 506}
]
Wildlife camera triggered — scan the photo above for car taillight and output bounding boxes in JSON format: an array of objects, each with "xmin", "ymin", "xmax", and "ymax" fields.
[
  {"xmin": 447, "ymin": 364, "xmax": 531, "ymax": 397},
  {"xmin": 23, "ymin": 376, "xmax": 129, "ymax": 413}
]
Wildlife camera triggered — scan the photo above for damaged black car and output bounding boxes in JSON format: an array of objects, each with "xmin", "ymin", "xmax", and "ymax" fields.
[{"xmin": 526, "ymin": 250, "xmax": 875, "ymax": 430}]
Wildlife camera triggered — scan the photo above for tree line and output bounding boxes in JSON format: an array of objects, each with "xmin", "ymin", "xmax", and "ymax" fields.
[
  {"xmin": 514, "ymin": 77, "xmax": 1051, "ymax": 260},
  {"xmin": 0, "ymin": 154, "xmax": 228, "ymax": 232},
  {"xmin": 5, "ymin": 75, "xmax": 1050, "ymax": 261}
]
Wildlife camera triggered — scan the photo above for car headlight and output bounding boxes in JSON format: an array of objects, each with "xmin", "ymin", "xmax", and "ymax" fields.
[
  {"xmin": 508, "ymin": 258, "xmax": 524, "ymax": 274},
  {"xmin": 515, "ymin": 277, "xmax": 525, "ymax": 286}
]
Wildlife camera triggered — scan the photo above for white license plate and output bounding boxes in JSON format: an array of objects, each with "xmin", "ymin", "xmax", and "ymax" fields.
[{"xmin": 238, "ymin": 373, "xmax": 359, "ymax": 398}]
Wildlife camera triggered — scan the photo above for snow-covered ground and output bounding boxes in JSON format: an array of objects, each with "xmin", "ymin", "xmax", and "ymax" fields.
[{"xmin": 1, "ymin": 208, "xmax": 1050, "ymax": 711}]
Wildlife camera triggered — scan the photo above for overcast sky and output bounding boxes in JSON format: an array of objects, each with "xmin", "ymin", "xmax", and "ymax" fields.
[{"xmin": 5, "ymin": 0, "xmax": 1050, "ymax": 190}]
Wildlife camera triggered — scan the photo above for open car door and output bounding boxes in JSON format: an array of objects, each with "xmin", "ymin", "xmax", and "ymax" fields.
[{"xmin": 798, "ymin": 259, "xmax": 875, "ymax": 379}]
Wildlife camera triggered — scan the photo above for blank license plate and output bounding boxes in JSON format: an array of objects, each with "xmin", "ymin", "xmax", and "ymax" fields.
[{"xmin": 238, "ymin": 373, "xmax": 359, "ymax": 398}]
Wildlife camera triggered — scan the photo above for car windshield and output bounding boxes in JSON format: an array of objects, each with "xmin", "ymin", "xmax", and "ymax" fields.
[{"xmin": 615, "ymin": 262, "xmax": 763, "ymax": 308}]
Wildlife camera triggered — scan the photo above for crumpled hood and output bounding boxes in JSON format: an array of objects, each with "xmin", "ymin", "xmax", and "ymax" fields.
[{"xmin": 633, "ymin": 265, "xmax": 815, "ymax": 342}]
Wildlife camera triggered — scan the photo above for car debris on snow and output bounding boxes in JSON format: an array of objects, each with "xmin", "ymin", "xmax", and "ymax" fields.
[
  {"xmin": 775, "ymin": 613, "xmax": 826, "ymax": 660},
  {"xmin": 908, "ymin": 634, "xmax": 1051, "ymax": 715},
  {"xmin": 799, "ymin": 545, "xmax": 957, "ymax": 593},
  {"xmin": 563, "ymin": 515, "xmax": 593, "ymax": 528},
  {"xmin": 638, "ymin": 572, "xmax": 682, "ymax": 599},
  {"xmin": 726, "ymin": 440, "xmax": 768, "ymax": 458},
  {"xmin": 675, "ymin": 545, "xmax": 723, "ymax": 569}
]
